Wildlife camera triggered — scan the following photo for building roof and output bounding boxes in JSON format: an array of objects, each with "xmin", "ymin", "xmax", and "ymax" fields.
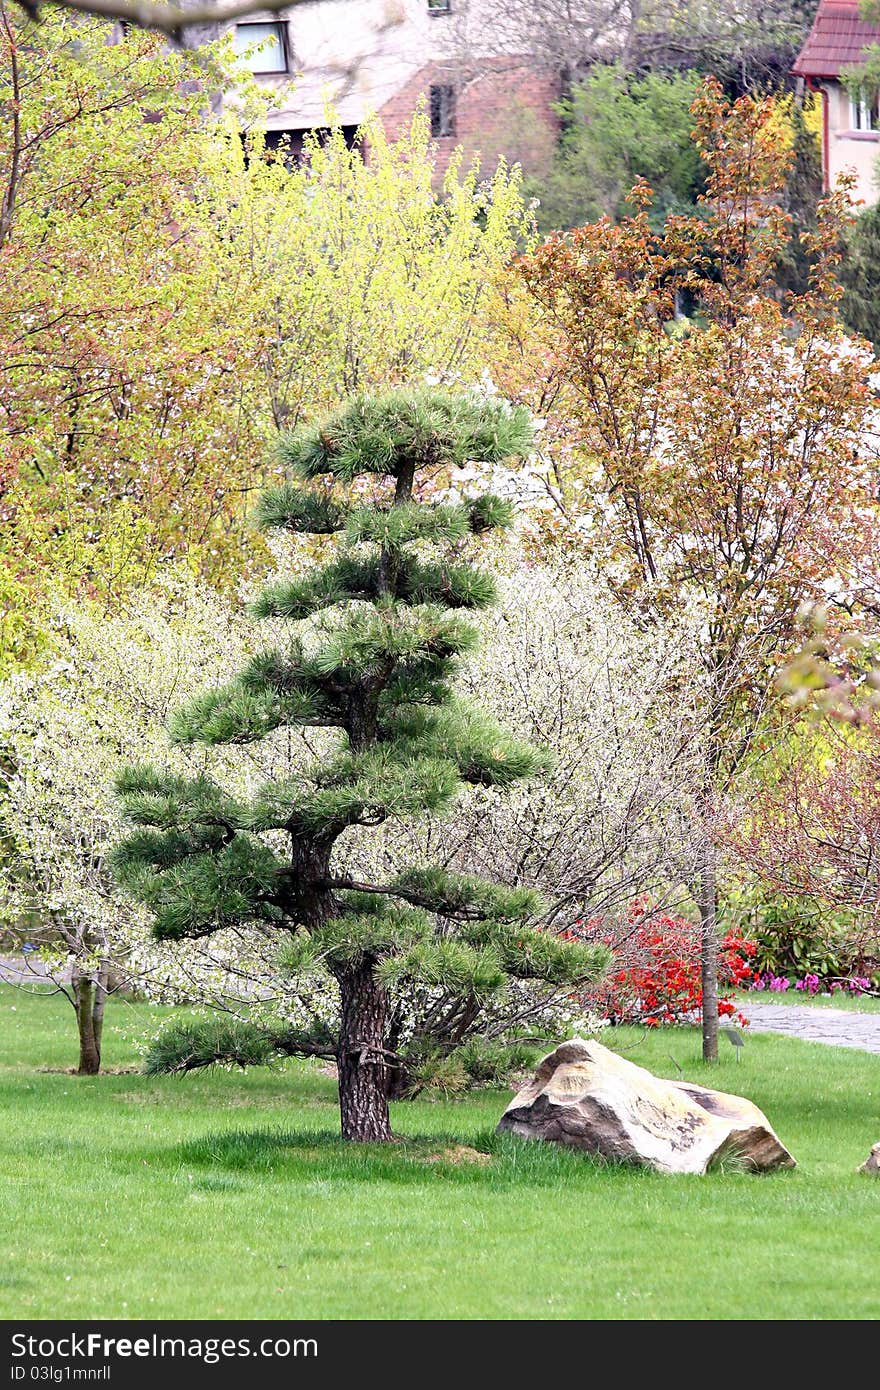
[{"xmin": 794, "ymin": 0, "xmax": 880, "ymax": 78}]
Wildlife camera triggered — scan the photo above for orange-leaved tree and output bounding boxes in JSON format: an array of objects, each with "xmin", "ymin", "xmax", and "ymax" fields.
[{"xmin": 512, "ymin": 79, "xmax": 878, "ymax": 1059}]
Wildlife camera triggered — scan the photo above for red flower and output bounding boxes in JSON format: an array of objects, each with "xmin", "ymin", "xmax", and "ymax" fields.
[{"xmin": 571, "ymin": 908, "xmax": 755, "ymax": 1028}]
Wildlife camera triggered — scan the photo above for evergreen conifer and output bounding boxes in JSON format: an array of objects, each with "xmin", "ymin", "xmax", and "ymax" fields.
[{"xmin": 112, "ymin": 389, "xmax": 606, "ymax": 1140}]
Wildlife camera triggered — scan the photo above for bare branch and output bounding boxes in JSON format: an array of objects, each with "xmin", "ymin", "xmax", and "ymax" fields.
[{"xmin": 13, "ymin": 0, "xmax": 319, "ymax": 41}]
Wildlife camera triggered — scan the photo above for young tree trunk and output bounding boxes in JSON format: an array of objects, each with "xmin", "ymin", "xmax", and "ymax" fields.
[
  {"xmin": 92, "ymin": 959, "xmax": 108, "ymax": 1064},
  {"xmin": 337, "ymin": 960, "xmax": 392, "ymax": 1142},
  {"xmin": 72, "ymin": 965, "xmax": 102, "ymax": 1076},
  {"xmin": 698, "ymin": 845, "xmax": 719, "ymax": 1062}
]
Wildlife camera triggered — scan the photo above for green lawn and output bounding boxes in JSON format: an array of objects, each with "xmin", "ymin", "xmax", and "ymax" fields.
[{"xmin": 1, "ymin": 985, "xmax": 878, "ymax": 1321}]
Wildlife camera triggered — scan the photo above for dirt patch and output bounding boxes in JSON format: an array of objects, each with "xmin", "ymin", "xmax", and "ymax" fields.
[
  {"xmin": 422, "ymin": 1144, "xmax": 491, "ymax": 1167},
  {"xmin": 36, "ymin": 1066, "xmax": 140, "ymax": 1075}
]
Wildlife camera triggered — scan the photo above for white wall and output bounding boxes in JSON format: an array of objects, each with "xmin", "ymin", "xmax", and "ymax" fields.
[
  {"xmin": 230, "ymin": 0, "xmax": 510, "ymax": 131},
  {"xmin": 826, "ymin": 79, "xmax": 880, "ymax": 207}
]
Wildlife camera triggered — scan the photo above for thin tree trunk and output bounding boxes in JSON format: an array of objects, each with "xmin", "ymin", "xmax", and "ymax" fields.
[
  {"xmin": 92, "ymin": 959, "xmax": 108, "ymax": 1062},
  {"xmin": 0, "ymin": 7, "xmax": 22, "ymax": 250},
  {"xmin": 337, "ymin": 960, "xmax": 392, "ymax": 1142},
  {"xmin": 698, "ymin": 843, "xmax": 719, "ymax": 1062},
  {"xmin": 72, "ymin": 965, "xmax": 101, "ymax": 1076}
]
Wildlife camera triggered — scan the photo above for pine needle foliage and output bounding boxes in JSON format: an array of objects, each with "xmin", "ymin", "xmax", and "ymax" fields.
[
  {"xmin": 112, "ymin": 388, "xmax": 607, "ymax": 1141},
  {"xmin": 143, "ymin": 1016, "xmax": 336, "ymax": 1075}
]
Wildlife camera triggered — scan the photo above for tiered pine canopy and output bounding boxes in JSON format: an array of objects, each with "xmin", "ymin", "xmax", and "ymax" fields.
[{"xmin": 112, "ymin": 389, "xmax": 606, "ymax": 1140}]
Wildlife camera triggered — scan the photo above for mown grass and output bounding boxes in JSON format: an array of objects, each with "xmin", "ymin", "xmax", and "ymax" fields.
[{"xmin": 1, "ymin": 985, "xmax": 878, "ymax": 1320}]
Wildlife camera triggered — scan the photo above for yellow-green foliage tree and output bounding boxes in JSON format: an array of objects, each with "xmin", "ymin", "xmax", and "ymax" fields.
[
  {"xmin": 198, "ymin": 119, "xmax": 530, "ymax": 433},
  {"xmin": 0, "ymin": 5, "xmax": 529, "ymax": 671}
]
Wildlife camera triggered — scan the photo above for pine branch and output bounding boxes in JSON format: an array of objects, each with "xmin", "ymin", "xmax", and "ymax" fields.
[
  {"xmin": 143, "ymin": 1015, "xmax": 338, "ymax": 1075},
  {"xmin": 113, "ymin": 835, "xmax": 285, "ymax": 940},
  {"xmin": 275, "ymin": 388, "xmax": 533, "ymax": 484},
  {"xmin": 385, "ymin": 700, "xmax": 549, "ymax": 788},
  {"xmin": 377, "ymin": 940, "xmax": 507, "ymax": 995},
  {"xmin": 250, "ymin": 555, "xmax": 497, "ymax": 620},
  {"xmin": 321, "ymin": 868, "xmax": 543, "ymax": 922},
  {"xmin": 465, "ymin": 494, "xmax": 516, "ymax": 533},
  {"xmin": 344, "ymin": 495, "xmax": 515, "ymax": 547},
  {"xmin": 246, "ymin": 750, "xmax": 462, "ymax": 835},
  {"xmin": 461, "ymin": 920, "xmax": 609, "ymax": 985},
  {"xmin": 303, "ymin": 905, "xmax": 432, "ymax": 968},
  {"xmin": 253, "ymin": 485, "xmax": 348, "ymax": 535}
]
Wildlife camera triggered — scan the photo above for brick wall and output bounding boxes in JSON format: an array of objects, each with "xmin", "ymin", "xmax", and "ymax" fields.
[{"xmin": 376, "ymin": 57, "xmax": 561, "ymax": 180}]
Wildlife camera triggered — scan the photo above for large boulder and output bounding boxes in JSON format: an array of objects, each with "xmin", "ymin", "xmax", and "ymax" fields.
[{"xmin": 497, "ymin": 1038, "xmax": 795, "ymax": 1174}]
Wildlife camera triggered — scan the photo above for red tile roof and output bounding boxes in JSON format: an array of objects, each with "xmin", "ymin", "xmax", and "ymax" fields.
[{"xmin": 794, "ymin": 0, "xmax": 880, "ymax": 77}]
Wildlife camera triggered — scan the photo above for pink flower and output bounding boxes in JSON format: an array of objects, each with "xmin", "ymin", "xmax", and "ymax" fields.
[{"xmin": 796, "ymin": 972, "xmax": 820, "ymax": 994}]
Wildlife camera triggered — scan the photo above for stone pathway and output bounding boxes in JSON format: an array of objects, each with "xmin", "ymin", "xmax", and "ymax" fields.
[{"xmin": 739, "ymin": 1000, "xmax": 880, "ymax": 1055}]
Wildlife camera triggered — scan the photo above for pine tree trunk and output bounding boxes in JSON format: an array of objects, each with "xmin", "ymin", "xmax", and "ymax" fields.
[
  {"xmin": 698, "ymin": 844, "xmax": 719, "ymax": 1063},
  {"xmin": 337, "ymin": 961, "xmax": 392, "ymax": 1142},
  {"xmin": 72, "ymin": 965, "xmax": 101, "ymax": 1076}
]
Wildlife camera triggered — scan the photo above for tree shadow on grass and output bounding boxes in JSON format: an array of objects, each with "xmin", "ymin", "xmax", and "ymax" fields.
[{"xmin": 167, "ymin": 1127, "xmax": 671, "ymax": 1189}]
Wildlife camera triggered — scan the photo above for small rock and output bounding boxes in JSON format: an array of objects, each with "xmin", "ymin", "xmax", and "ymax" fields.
[
  {"xmin": 496, "ymin": 1038, "xmax": 796, "ymax": 1174},
  {"xmin": 859, "ymin": 1142, "xmax": 880, "ymax": 1174}
]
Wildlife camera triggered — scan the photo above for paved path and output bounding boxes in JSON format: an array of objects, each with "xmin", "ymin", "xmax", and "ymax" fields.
[
  {"xmin": 739, "ymin": 1000, "xmax": 880, "ymax": 1055},
  {"xmin": 0, "ymin": 955, "xmax": 59, "ymax": 986}
]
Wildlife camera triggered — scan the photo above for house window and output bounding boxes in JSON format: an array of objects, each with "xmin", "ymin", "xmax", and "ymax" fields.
[
  {"xmin": 430, "ymin": 85, "xmax": 457, "ymax": 138},
  {"xmin": 428, "ymin": 0, "xmax": 452, "ymax": 12},
  {"xmin": 850, "ymin": 90, "xmax": 879, "ymax": 131},
  {"xmin": 233, "ymin": 22, "xmax": 288, "ymax": 75},
  {"xmin": 262, "ymin": 125, "xmax": 361, "ymax": 170}
]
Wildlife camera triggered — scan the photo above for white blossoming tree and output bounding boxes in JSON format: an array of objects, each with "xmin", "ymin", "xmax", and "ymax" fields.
[{"xmin": 0, "ymin": 579, "xmax": 330, "ymax": 1073}]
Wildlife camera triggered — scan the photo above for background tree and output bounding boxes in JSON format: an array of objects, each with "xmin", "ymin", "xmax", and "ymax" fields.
[
  {"xmin": 841, "ymin": 0, "xmax": 880, "ymax": 109},
  {"xmin": 841, "ymin": 203, "xmax": 880, "ymax": 352},
  {"xmin": 109, "ymin": 389, "xmax": 607, "ymax": 1140},
  {"xmin": 628, "ymin": 0, "xmax": 814, "ymax": 92},
  {"xmin": 447, "ymin": 0, "xmax": 812, "ymax": 96},
  {"xmin": 730, "ymin": 720, "xmax": 880, "ymax": 983},
  {"xmin": 531, "ymin": 66, "xmax": 703, "ymax": 233},
  {"xmin": 776, "ymin": 95, "xmax": 824, "ymax": 299},
  {"xmin": 511, "ymin": 80, "xmax": 876, "ymax": 1059},
  {"xmin": 0, "ymin": 580, "xmax": 295, "ymax": 1074}
]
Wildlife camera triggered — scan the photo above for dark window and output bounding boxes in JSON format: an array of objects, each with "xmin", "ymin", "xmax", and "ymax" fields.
[
  {"xmin": 428, "ymin": 0, "xmax": 452, "ymax": 12},
  {"xmin": 262, "ymin": 125, "xmax": 361, "ymax": 169},
  {"xmin": 234, "ymin": 22, "xmax": 289, "ymax": 75},
  {"xmin": 429, "ymin": 85, "xmax": 457, "ymax": 138}
]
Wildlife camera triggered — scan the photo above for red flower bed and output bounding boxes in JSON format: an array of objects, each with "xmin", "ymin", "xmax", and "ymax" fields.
[{"xmin": 572, "ymin": 905, "xmax": 756, "ymax": 1027}]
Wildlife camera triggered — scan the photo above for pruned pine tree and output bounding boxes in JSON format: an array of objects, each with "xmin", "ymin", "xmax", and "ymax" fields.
[{"xmin": 111, "ymin": 389, "xmax": 606, "ymax": 1141}]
